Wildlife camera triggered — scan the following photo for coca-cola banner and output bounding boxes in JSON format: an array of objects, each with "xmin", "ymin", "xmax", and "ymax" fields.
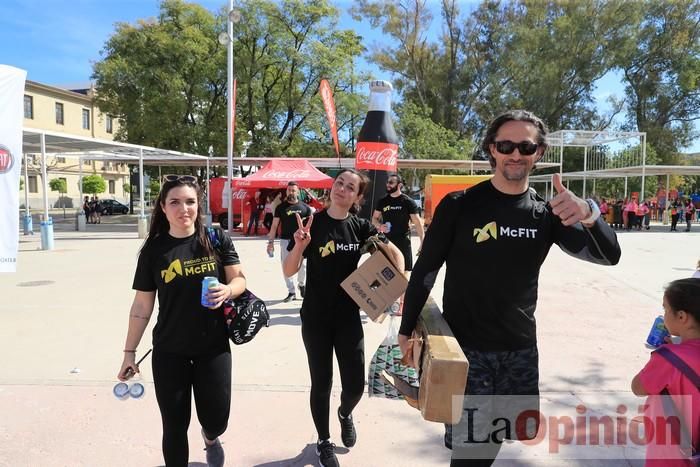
[
  {"xmin": 355, "ymin": 141, "xmax": 398, "ymax": 172},
  {"xmin": 319, "ymin": 79, "xmax": 340, "ymax": 157},
  {"xmin": 0, "ymin": 65, "xmax": 26, "ymax": 273}
]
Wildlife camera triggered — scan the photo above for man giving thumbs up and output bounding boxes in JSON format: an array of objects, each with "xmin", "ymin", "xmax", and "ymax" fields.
[{"xmin": 398, "ymin": 110, "xmax": 621, "ymax": 466}]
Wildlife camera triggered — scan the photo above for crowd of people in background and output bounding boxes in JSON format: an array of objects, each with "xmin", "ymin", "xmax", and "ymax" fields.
[
  {"xmin": 596, "ymin": 196, "xmax": 697, "ymax": 232},
  {"xmin": 82, "ymin": 195, "xmax": 102, "ymax": 224}
]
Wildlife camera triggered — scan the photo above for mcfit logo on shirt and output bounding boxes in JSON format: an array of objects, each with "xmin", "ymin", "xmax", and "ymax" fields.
[
  {"xmin": 161, "ymin": 256, "xmax": 217, "ymax": 283},
  {"xmin": 161, "ymin": 259, "xmax": 183, "ymax": 283},
  {"xmin": 473, "ymin": 221, "xmax": 539, "ymax": 243},
  {"xmin": 319, "ymin": 240, "xmax": 360, "ymax": 257},
  {"xmin": 319, "ymin": 240, "xmax": 336, "ymax": 257},
  {"xmin": 473, "ymin": 222, "xmax": 497, "ymax": 243}
]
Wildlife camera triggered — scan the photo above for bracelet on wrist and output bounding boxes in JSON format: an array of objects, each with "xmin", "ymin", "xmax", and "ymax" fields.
[{"xmin": 123, "ymin": 349, "xmax": 136, "ymax": 353}]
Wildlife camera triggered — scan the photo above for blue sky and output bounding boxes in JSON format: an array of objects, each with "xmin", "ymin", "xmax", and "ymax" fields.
[{"xmin": 2, "ymin": 0, "xmax": 697, "ymax": 152}]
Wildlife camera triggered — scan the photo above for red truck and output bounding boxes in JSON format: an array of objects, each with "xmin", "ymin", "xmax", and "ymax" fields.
[{"xmin": 208, "ymin": 177, "xmax": 324, "ymax": 230}]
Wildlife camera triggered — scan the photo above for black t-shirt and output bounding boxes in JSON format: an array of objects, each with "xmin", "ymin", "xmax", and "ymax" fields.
[
  {"xmin": 274, "ymin": 201, "xmax": 312, "ymax": 240},
  {"xmin": 294, "ymin": 210, "xmax": 377, "ymax": 320},
  {"xmin": 133, "ymin": 231, "xmax": 240, "ymax": 355},
  {"xmin": 400, "ymin": 180, "xmax": 621, "ymax": 351},
  {"xmin": 374, "ymin": 193, "xmax": 419, "ymax": 241}
]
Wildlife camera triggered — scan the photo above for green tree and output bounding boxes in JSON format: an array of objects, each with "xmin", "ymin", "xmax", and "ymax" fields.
[
  {"xmin": 352, "ymin": 0, "xmax": 638, "ymax": 139},
  {"xmin": 49, "ymin": 178, "xmax": 68, "ymax": 208},
  {"xmin": 49, "ymin": 178, "xmax": 67, "ymax": 195},
  {"xmin": 93, "ymin": 0, "xmax": 367, "ymax": 160},
  {"xmin": 93, "ymin": 0, "xmax": 227, "ymax": 155},
  {"xmin": 616, "ymin": 0, "xmax": 700, "ymax": 161},
  {"xmin": 233, "ymin": 0, "xmax": 367, "ymax": 156},
  {"xmin": 82, "ymin": 175, "xmax": 107, "ymax": 196}
]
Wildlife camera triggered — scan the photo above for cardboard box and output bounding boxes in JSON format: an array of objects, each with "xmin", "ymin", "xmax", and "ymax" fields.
[
  {"xmin": 341, "ymin": 241, "xmax": 408, "ymax": 322},
  {"xmin": 413, "ymin": 296, "xmax": 469, "ymax": 424}
]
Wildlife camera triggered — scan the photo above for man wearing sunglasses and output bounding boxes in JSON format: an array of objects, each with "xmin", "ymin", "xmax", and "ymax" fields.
[
  {"xmin": 267, "ymin": 181, "xmax": 313, "ymax": 302},
  {"xmin": 398, "ymin": 110, "xmax": 621, "ymax": 466},
  {"xmin": 372, "ymin": 173, "xmax": 425, "ymax": 314}
]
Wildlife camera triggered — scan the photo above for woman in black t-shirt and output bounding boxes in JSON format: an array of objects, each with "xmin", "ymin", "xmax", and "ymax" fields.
[
  {"xmin": 283, "ymin": 169, "xmax": 404, "ymax": 467},
  {"xmin": 117, "ymin": 175, "xmax": 246, "ymax": 467}
]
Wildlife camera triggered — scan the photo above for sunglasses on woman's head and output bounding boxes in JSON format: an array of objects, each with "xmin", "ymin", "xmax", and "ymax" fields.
[
  {"xmin": 162, "ymin": 174, "xmax": 198, "ymax": 184},
  {"xmin": 494, "ymin": 140, "xmax": 539, "ymax": 156}
]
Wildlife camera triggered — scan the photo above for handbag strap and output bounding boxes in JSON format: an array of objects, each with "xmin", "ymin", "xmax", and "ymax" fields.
[
  {"xmin": 654, "ymin": 346, "xmax": 700, "ymax": 388},
  {"xmin": 654, "ymin": 346, "xmax": 699, "ymax": 457}
]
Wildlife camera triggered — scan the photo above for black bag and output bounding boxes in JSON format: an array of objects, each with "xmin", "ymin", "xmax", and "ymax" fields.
[
  {"xmin": 207, "ymin": 227, "xmax": 270, "ymax": 345},
  {"xmin": 222, "ymin": 290, "xmax": 269, "ymax": 345}
]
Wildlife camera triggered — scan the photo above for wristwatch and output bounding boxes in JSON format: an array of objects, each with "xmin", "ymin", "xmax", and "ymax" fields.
[{"xmin": 582, "ymin": 199, "xmax": 601, "ymax": 225}]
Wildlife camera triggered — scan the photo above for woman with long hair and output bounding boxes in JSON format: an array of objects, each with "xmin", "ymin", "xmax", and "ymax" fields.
[
  {"xmin": 283, "ymin": 169, "xmax": 404, "ymax": 467},
  {"xmin": 117, "ymin": 174, "xmax": 246, "ymax": 467}
]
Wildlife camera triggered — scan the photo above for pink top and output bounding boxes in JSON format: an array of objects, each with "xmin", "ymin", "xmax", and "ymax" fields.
[
  {"xmin": 625, "ymin": 201, "xmax": 638, "ymax": 212},
  {"xmin": 638, "ymin": 340, "xmax": 700, "ymax": 467}
]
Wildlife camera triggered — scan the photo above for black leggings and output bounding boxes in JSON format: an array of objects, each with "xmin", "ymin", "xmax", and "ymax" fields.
[
  {"xmin": 152, "ymin": 348, "xmax": 232, "ymax": 467},
  {"xmin": 301, "ymin": 314, "xmax": 365, "ymax": 441}
]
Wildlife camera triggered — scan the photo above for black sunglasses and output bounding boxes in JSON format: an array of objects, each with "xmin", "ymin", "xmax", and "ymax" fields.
[
  {"xmin": 162, "ymin": 174, "xmax": 198, "ymax": 184},
  {"xmin": 494, "ymin": 140, "xmax": 539, "ymax": 156}
]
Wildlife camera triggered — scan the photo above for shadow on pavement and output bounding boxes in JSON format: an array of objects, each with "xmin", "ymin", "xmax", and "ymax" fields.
[{"xmin": 251, "ymin": 442, "xmax": 319, "ymax": 466}]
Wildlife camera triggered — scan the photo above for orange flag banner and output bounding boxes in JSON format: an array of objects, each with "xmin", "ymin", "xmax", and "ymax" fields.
[{"xmin": 319, "ymin": 79, "xmax": 340, "ymax": 157}]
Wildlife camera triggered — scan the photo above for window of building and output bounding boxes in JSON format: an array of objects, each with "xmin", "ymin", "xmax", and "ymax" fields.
[
  {"xmin": 28, "ymin": 176, "xmax": 38, "ymax": 193},
  {"xmin": 24, "ymin": 95, "xmax": 33, "ymax": 119},
  {"xmin": 83, "ymin": 159, "xmax": 92, "ymax": 166},
  {"xmin": 82, "ymin": 109, "xmax": 90, "ymax": 130},
  {"xmin": 55, "ymin": 103, "xmax": 64, "ymax": 125},
  {"xmin": 106, "ymin": 115, "xmax": 113, "ymax": 134},
  {"xmin": 109, "ymin": 180, "xmax": 115, "ymax": 194},
  {"xmin": 56, "ymin": 156, "xmax": 66, "ymax": 163}
]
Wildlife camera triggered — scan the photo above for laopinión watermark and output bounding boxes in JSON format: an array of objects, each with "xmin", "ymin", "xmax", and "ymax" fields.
[{"xmin": 449, "ymin": 392, "xmax": 696, "ymax": 461}]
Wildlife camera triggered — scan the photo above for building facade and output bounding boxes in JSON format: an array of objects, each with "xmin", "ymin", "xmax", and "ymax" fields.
[{"xmin": 21, "ymin": 80, "xmax": 129, "ymax": 210}]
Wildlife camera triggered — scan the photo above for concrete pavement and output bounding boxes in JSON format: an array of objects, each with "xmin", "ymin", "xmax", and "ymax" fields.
[{"xmin": 0, "ymin": 219, "xmax": 697, "ymax": 466}]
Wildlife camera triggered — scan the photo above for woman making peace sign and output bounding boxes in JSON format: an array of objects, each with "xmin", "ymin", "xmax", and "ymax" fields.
[{"xmin": 284, "ymin": 169, "xmax": 404, "ymax": 467}]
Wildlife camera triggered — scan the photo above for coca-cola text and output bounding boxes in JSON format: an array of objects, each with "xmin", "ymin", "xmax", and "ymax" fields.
[{"xmin": 355, "ymin": 142, "xmax": 398, "ymax": 172}]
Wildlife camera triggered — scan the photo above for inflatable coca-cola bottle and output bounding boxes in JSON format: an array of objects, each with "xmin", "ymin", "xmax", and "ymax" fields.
[{"xmin": 355, "ymin": 80, "xmax": 399, "ymax": 220}]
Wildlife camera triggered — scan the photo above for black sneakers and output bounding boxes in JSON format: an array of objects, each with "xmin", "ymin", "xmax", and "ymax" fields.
[
  {"xmin": 316, "ymin": 439, "xmax": 339, "ymax": 467},
  {"xmin": 299, "ymin": 285, "xmax": 306, "ymax": 298},
  {"xmin": 337, "ymin": 408, "xmax": 356, "ymax": 448},
  {"xmin": 444, "ymin": 424, "xmax": 453, "ymax": 450},
  {"xmin": 201, "ymin": 429, "xmax": 225, "ymax": 467},
  {"xmin": 282, "ymin": 292, "xmax": 296, "ymax": 303}
]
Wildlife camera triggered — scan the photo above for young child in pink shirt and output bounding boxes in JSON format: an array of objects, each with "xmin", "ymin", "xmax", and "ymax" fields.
[{"xmin": 632, "ymin": 278, "xmax": 700, "ymax": 466}]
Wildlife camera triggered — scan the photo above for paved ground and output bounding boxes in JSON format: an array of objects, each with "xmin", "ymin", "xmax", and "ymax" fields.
[{"xmin": 0, "ymin": 216, "xmax": 697, "ymax": 466}]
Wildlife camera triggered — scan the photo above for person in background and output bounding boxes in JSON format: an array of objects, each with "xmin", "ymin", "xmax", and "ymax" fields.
[
  {"xmin": 624, "ymin": 197, "xmax": 638, "ymax": 231},
  {"xmin": 267, "ymin": 182, "xmax": 312, "ymax": 302},
  {"xmin": 245, "ymin": 191, "xmax": 262, "ymax": 236},
  {"xmin": 638, "ymin": 200, "xmax": 651, "ymax": 230},
  {"xmin": 631, "ymin": 278, "xmax": 700, "ymax": 467},
  {"xmin": 684, "ymin": 199, "xmax": 695, "ymax": 232},
  {"xmin": 670, "ymin": 199, "xmax": 681, "ymax": 232},
  {"xmin": 83, "ymin": 196, "xmax": 91, "ymax": 224},
  {"xmin": 117, "ymin": 174, "xmax": 246, "ymax": 467},
  {"xmin": 372, "ymin": 172, "xmax": 425, "ymax": 314},
  {"xmin": 599, "ymin": 198, "xmax": 609, "ymax": 224},
  {"xmin": 263, "ymin": 194, "xmax": 274, "ymax": 233}
]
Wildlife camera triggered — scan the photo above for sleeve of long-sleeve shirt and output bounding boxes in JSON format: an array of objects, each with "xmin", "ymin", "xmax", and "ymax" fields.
[
  {"xmin": 552, "ymin": 213, "xmax": 621, "ymax": 266},
  {"xmin": 399, "ymin": 193, "xmax": 459, "ymax": 337}
]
